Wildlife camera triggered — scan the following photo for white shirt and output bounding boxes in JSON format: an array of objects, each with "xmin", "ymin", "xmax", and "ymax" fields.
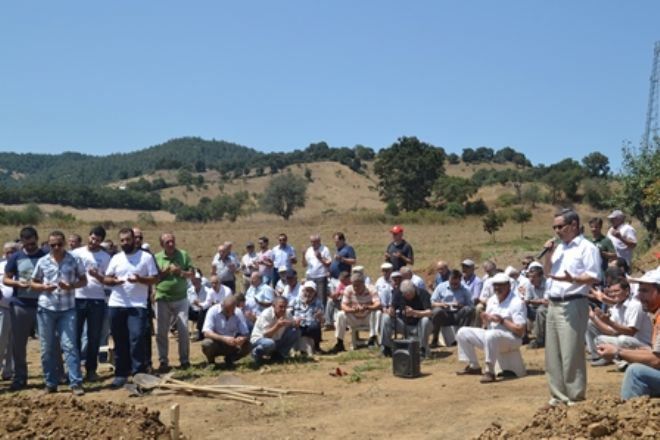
[
  {"xmin": 240, "ymin": 252, "xmax": 259, "ymax": 277},
  {"xmin": 250, "ymin": 306, "xmax": 293, "ymax": 344},
  {"xmin": 479, "ymin": 278, "xmax": 495, "ymax": 303},
  {"xmin": 245, "ymin": 284, "xmax": 275, "ymax": 316},
  {"xmin": 106, "ymin": 249, "xmax": 159, "ymax": 308},
  {"xmin": 201, "ymin": 285, "xmax": 233, "ymax": 309},
  {"xmin": 607, "ymin": 223, "xmax": 637, "ymax": 266},
  {"xmin": 411, "ymin": 274, "xmax": 426, "ymax": 291},
  {"xmin": 0, "ymin": 260, "xmax": 13, "ymax": 309},
  {"xmin": 187, "ymin": 284, "xmax": 207, "ymax": 312},
  {"xmin": 271, "ymin": 244, "xmax": 296, "ymax": 270},
  {"xmin": 512, "ymin": 276, "xmax": 533, "ymax": 299},
  {"xmin": 282, "ymin": 282, "xmax": 301, "ymax": 305},
  {"xmin": 202, "ymin": 304, "xmax": 249, "ymax": 336},
  {"xmin": 304, "ymin": 245, "xmax": 331, "ymax": 279},
  {"xmin": 72, "ymin": 246, "xmax": 111, "ymax": 300},
  {"xmin": 548, "ymin": 235, "xmax": 601, "ymax": 299},
  {"xmin": 610, "ymin": 297, "xmax": 653, "ymax": 346},
  {"xmin": 375, "ymin": 276, "xmax": 393, "ymax": 308},
  {"xmin": 485, "ymin": 290, "xmax": 527, "ymax": 335}
]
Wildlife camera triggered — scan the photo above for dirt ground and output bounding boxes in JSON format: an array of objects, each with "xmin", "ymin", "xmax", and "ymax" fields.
[{"xmin": 1, "ymin": 331, "xmax": 632, "ymax": 440}]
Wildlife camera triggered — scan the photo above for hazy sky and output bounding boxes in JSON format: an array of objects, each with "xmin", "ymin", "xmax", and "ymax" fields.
[{"xmin": 1, "ymin": 1, "xmax": 658, "ymax": 169}]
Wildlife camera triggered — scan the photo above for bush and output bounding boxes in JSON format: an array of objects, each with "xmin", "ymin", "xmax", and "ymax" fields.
[
  {"xmin": 445, "ymin": 202, "xmax": 465, "ymax": 218},
  {"xmin": 137, "ymin": 212, "xmax": 158, "ymax": 226},
  {"xmin": 48, "ymin": 210, "xmax": 77, "ymax": 226},
  {"xmin": 385, "ymin": 200, "xmax": 400, "ymax": 216},
  {"xmin": 583, "ymin": 178, "xmax": 614, "ymax": 210},
  {"xmin": 495, "ymin": 193, "xmax": 519, "ymax": 207},
  {"xmin": 465, "ymin": 198, "xmax": 489, "ymax": 216}
]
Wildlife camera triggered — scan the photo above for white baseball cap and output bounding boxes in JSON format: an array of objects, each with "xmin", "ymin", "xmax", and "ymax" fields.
[
  {"xmin": 303, "ymin": 280, "xmax": 317, "ymax": 290},
  {"xmin": 627, "ymin": 269, "xmax": 660, "ymax": 285}
]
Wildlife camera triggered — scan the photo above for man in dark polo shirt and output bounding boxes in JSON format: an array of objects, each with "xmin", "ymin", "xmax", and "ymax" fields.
[
  {"xmin": 384, "ymin": 225, "xmax": 414, "ymax": 271},
  {"xmin": 329, "ymin": 232, "xmax": 356, "ymax": 280},
  {"xmin": 380, "ymin": 279, "xmax": 432, "ymax": 358}
]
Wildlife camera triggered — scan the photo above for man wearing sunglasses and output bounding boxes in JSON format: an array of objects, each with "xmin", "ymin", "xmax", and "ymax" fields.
[{"xmin": 542, "ymin": 209, "xmax": 601, "ymax": 406}]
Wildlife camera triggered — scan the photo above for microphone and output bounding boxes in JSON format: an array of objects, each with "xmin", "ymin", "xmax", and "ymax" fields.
[{"xmin": 536, "ymin": 238, "xmax": 559, "ymax": 259}]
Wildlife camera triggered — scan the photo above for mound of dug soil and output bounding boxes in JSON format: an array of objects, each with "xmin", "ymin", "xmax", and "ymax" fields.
[
  {"xmin": 478, "ymin": 396, "xmax": 659, "ymax": 439},
  {"xmin": 0, "ymin": 395, "xmax": 169, "ymax": 439}
]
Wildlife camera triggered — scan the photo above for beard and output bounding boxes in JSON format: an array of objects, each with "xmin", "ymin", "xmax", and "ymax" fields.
[{"xmin": 121, "ymin": 243, "xmax": 135, "ymax": 254}]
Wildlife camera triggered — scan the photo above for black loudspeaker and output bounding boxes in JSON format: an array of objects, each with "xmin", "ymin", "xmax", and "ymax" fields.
[{"xmin": 392, "ymin": 339, "xmax": 421, "ymax": 378}]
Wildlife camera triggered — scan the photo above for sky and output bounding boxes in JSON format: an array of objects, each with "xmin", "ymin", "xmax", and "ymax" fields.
[{"xmin": 1, "ymin": 1, "xmax": 658, "ymax": 170}]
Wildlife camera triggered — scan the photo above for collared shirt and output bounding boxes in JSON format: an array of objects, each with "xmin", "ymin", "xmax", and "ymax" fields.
[
  {"xmin": 271, "ymin": 244, "xmax": 296, "ymax": 270},
  {"xmin": 212, "ymin": 254, "xmax": 238, "ymax": 282},
  {"xmin": 245, "ymin": 283, "xmax": 274, "ymax": 316},
  {"xmin": 72, "ymin": 247, "xmax": 111, "ymax": 301},
  {"xmin": 304, "ymin": 245, "xmax": 331, "ymax": 279},
  {"xmin": 282, "ymin": 282, "xmax": 301, "ymax": 305},
  {"xmin": 32, "ymin": 252, "xmax": 86, "ymax": 312},
  {"xmin": 155, "ymin": 249, "xmax": 193, "ymax": 302},
  {"xmin": 610, "ymin": 298, "xmax": 653, "ymax": 346},
  {"xmin": 202, "ymin": 304, "xmax": 249, "ymax": 336},
  {"xmin": 525, "ymin": 279, "xmax": 549, "ymax": 302},
  {"xmin": 4, "ymin": 248, "xmax": 47, "ymax": 306},
  {"xmin": 250, "ymin": 306, "xmax": 293, "ymax": 343},
  {"xmin": 607, "ymin": 223, "xmax": 637, "ymax": 266},
  {"xmin": 590, "ymin": 234, "xmax": 616, "ymax": 271},
  {"xmin": 106, "ymin": 249, "xmax": 159, "ymax": 309},
  {"xmin": 329, "ymin": 244, "xmax": 356, "ymax": 279},
  {"xmin": 434, "ymin": 272, "xmax": 451, "ymax": 289},
  {"xmin": 341, "ymin": 285, "xmax": 380, "ymax": 319},
  {"xmin": 548, "ymin": 235, "xmax": 601, "ymax": 299},
  {"xmin": 462, "ymin": 274, "xmax": 483, "ymax": 302},
  {"xmin": 375, "ymin": 276, "xmax": 393, "ymax": 308},
  {"xmin": 257, "ymin": 249, "xmax": 274, "ymax": 278},
  {"xmin": 431, "ymin": 282, "xmax": 472, "ymax": 307},
  {"xmin": 385, "ymin": 240, "xmax": 413, "ymax": 271},
  {"xmin": 202, "ymin": 284, "xmax": 233, "ymax": 309},
  {"xmin": 187, "ymin": 284, "xmax": 207, "ymax": 312},
  {"xmin": 291, "ymin": 295, "xmax": 324, "ymax": 326},
  {"xmin": 485, "ymin": 290, "xmax": 527, "ymax": 336},
  {"xmin": 240, "ymin": 252, "xmax": 259, "ymax": 277},
  {"xmin": 411, "ymin": 274, "xmax": 427, "ymax": 291}
]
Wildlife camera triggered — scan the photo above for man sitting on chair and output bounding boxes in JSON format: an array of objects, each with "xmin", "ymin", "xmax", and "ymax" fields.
[
  {"xmin": 430, "ymin": 270, "xmax": 474, "ymax": 347},
  {"xmin": 329, "ymin": 272, "xmax": 380, "ymax": 353},
  {"xmin": 456, "ymin": 273, "xmax": 527, "ymax": 383},
  {"xmin": 381, "ymin": 280, "xmax": 432, "ymax": 358}
]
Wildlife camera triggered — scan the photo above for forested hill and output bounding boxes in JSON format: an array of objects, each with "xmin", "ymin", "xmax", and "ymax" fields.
[{"xmin": 0, "ymin": 137, "xmax": 381, "ymax": 187}]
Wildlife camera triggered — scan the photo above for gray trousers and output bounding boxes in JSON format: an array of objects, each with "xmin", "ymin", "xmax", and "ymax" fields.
[
  {"xmin": 156, "ymin": 298, "xmax": 190, "ymax": 366},
  {"xmin": 381, "ymin": 314, "xmax": 431, "ymax": 354},
  {"xmin": 545, "ymin": 298, "xmax": 589, "ymax": 402},
  {"xmin": 0, "ymin": 306, "xmax": 14, "ymax": 379},
  {"xmin": 10, "ymin": 303, "xmax": 37, "ymax": 384},
  {"xmin": 532, "ymin": 305, "xmax": 547, "ymax": 344},
  {"xmin": 201, "ymin": 339, "xmax": 250, "ymax": 363}
]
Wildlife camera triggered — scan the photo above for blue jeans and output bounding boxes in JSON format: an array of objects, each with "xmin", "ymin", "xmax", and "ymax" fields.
[
  {"xmin": 251, "ymin": 326, "xmax": 300, "ymax": 363},
  {"xmin": 76, "ymin": 299, "xmax": 107, "ymax": 374},
  {"xmin": 621, "ymin": 363, "xmax": 660, "ymax": 400},
  {"xmin": 36, "ymin": 307, "xmax": 82, "ymax": 388},
  {"xmin": 110, "ymin": 307, "xmax": 148, "ymax": 378}
]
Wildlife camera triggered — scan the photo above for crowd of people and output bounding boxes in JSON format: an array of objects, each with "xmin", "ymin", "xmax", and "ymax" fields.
[{"xmin": 0, "ymin": 208, "xmax": 658, "ymax": 403}]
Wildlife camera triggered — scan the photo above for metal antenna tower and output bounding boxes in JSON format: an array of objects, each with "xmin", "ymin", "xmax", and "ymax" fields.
[{"xmin": 643, "ymin": 41, "xmax": 660, "ymax": 147}]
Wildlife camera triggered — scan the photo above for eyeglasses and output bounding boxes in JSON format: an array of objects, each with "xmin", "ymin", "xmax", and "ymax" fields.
[{"xmin": 552, "ymin": 224, "xmax": 567, "ymax": 231}]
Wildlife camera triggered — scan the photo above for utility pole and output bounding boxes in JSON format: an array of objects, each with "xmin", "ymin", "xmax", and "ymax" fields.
[{"xmin": 643, "ymin": 41, "xmax": 660, "ymax": 147}]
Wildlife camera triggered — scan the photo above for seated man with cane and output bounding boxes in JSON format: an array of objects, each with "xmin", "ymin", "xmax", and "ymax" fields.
[
  {"xmin": 381, "ymin": 280, "xmax": 432, "ymax": 358},
  {"xmin": 456, "ymin": 272, "xmax": 527, "ymax": 383}
]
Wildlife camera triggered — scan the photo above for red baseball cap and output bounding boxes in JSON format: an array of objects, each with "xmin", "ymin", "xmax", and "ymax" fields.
[{"xmin": 390, "ymin": 225, "xmax": 404, "ymax": 234}]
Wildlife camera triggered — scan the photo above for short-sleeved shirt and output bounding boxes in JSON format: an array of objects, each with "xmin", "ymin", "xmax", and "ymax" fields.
[
  {"xmin": 257, "ymin": 250, "xmax": 274, "ymax": 278},
  {"xmin": 106, "ymin": 249, "xmax": 159, "ymax": 309},
  {"xmin": 202, "ymin": 304, "xmax": 249, "ymax": 337},
  {"xmin": 212, "ymin": 254, "xmax": 238, "ymax": 283},
  {"xmin": 4, "ymin": 248, "xmax": 47, "ymax": 307},
  {"xmin": 341, "ymin": 285, "xmax": 380, "ymax": 319},
  {"xmin": 590, "ymin": 235, "xmax": 616, "ymax": 271},
  {"xmin": 201, "ymin": 285, "xmax": 233, "ymax": 309},
  {"xmin": 0, "ymin": 260, "xmax": 13, "ymax": 308},
  {"xmin": 431, "ymin": 282, "xmax": 472, "ymax": 307},
  {"xmin": 291, "ymin": 296, "xmax": 324, "ymax": 326},
  {"xmin": 72, "ymin": 246, "xmax": 111, "ymax": 301},
  {"xmin": 434, "ymin": 272, "xmax": 451, "ymax": 289},
  {"xmin": 548, "ymin": 235, "xmax": 601, "ymax": 299},
  {"xmin": 486, "ymin": 290, "xmax": 527, "ymax": 336},
  {"xmin": 272, "ymin": 244, "xmax": 296, "ymax": 271},
  {"xmin": 32, "ymin": 252, "xmax": 86, "ymax": 312},
  {"xmin": 250, "ymin": 306, "xmax": 293, "ymax": 343},
  {"xmin": 304, "ymin": 245, "xmax": 331, "ymax": 279},
  {"xmin": 607, "ymin": 224, "xmax": 637, "ymax": 266},
  {"xmin": 155, "ymin": 249, "xmax": 193, "ymax": 302},
  {"xmin": 462, "ymin": 274, "xmax": 483, "ymax": 302},
  {"xmin": 610, "ymin": 298, "xmax": 653, "ymax": 346},
  {"xmin": 245, "ymin": 284, "xmax": 274, "ymax": 316},
  {"xmin": 392, "ymin": 288, "xmax": 431, "ymax": 326},
  {"xmin": 187, "ymin": 284, "xmax": 207, "ymax": 312},
  {"xmin": 525, "ymin": 279, "xmax": 548, "ymax": 302},
  {"xmin": 240, "ymin": 252, "xmax": 259, "ymax": 277},
  {"xmin": 375, "ymin": 276, "xmax": 393, "ymax": 308},
  {"xmin": 385, "ymin": 240, "xmax": 413, "ymax": 271},
  {"xmin": 329, "ymin": 244, "xmax": 356, "ymax": 279}
]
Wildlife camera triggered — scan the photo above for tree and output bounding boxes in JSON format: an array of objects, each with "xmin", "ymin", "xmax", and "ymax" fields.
[
  {"xmin": 260, "ymin": 173, "xmax": 308, "ymax": 220},
  {"xmin": 511, "ymin": 207, "xmax": 532, "ymax": 239},
  {"xmin": 447, "ymin": 153, "xmax": 460, "ymax": 165},
  {"xmin": 374, "ymin": 136, "xmax": 446, "ymax": 211},
  {"xmin": 582, "ymin": 152, "xmax": 610, "ymax": 178},
  {"xmin": 177, "ymin": 169, "xmax": 193, "ymax": 186},
  {"xmin": 619, "ymin": 141, "xmax": 660, "ymax": 244},
  {"xmin": 521, "ymin": 183, "xmax": 542, "ymax": 208},
  {"xmin": 432, "ymin": 175, "xmax": 478, "ymax": 206},
  {"xmin": 304, "ymin": 167, "xmax": 313, "ymax": 182},
  {"xmin": 482, "ymin": 210, "xmax": 506, "ymax": 242}
]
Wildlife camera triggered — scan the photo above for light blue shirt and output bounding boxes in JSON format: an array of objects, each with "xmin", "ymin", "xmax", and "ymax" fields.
[
  {"xmin": 202, "ymin": 304, "xmax": 249, "ymax": 336},
  {"xmin": 271, "ymin": 244, "xmax": 296, "ymax": 270},
  {"xmin": 32, "ymin": 252, "xmax": 86, "ymax": 312},
  {"xmin": 462, "ymin": 274, "xmax": 483, "ymax": 302},
  {"xmin": 431, "ymin": 281, "xmax": 472, "ymax": 307},
  {"xmin": 291, "ymin": 296, "xmax": 324, "ymax": 326},
  {"xmin": 245, "ymin": 283, "xmax": 274, "ymax": 316}
]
